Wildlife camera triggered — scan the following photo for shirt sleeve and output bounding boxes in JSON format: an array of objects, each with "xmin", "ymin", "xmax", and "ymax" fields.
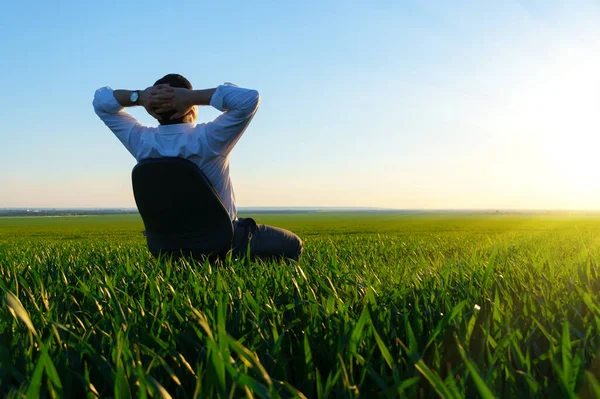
[
  {"xmin": 92, "ymin": 87, "xmax": 146, "ymax": 158},
  {"xmin": 204, "ymin": 83, "xmax": 260, "ymax": 157}
]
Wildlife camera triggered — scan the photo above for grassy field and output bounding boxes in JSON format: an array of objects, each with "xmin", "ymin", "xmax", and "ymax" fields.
[{"xmin": 2, "ymin": 213, "xmax": 600, "ymax": 398}]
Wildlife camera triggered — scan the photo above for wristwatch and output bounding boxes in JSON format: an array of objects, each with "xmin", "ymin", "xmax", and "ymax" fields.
[{"xmin": 130, "ymin": 90, "xmax": 140, "ymax": 104}]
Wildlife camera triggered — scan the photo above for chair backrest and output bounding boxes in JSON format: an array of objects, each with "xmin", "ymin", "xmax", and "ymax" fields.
[{"xmin": 132, "ymin": 157, "xmax": 233, "ymax": 259}]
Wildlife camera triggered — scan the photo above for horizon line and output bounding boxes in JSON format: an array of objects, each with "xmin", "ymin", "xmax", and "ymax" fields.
[{"xmin": 5, "ymin": 207, "xmax": 600, "ymax": 212}]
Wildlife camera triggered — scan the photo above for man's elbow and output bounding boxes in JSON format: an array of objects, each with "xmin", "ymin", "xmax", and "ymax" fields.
[
  {"xmin": 93, "ymin": 87, "xmax": 121, "ymax": 115},
  {"xmin": 92, "ymin": 88, "xmax": 105, "ymax": 114},
  {"xmin": 246, "ymin": 90, "xmax": 260, "ymax": 113}
]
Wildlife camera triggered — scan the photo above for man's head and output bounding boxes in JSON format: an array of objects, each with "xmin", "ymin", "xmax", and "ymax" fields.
[{"xmin": 153, "ymin": 74, "xmax": 197, "ymax": 125}]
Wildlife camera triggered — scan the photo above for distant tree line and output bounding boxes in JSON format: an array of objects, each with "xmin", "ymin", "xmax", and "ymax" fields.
[{"xmin": 0, "ymin": 209, "xmax": 139, "ymax": 217}]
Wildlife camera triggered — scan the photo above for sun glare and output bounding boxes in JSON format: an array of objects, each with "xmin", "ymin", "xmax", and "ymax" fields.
[{"xmin": 511, "ymin": 41, "xmax": 600, "ymax": 207}]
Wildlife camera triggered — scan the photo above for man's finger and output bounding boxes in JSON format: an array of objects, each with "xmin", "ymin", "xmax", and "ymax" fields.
[
  {"xmin": 149, "ymin": 100, "xmax": 171, "ymax": 108},
  {"xmin": 150, "ymin": 88, "xmax": 173, "ymax": 96},
  {"xmin": 150, "ymin": 90, "xmax": 174, "ymax": 97},
  {"xmin": 152, "ymin": 84, "xmax": 173, "ymax": 91},
  {"xmin": 149, "ymin": 97, "xmax": 169, "ymax": 102},
  {"xmin": 150, "ymin": 105, "xmax": 170, "ymax": 112},
  {"xmin": 150, "ymin": 92, "xmax": 174, "ymax": 100}
]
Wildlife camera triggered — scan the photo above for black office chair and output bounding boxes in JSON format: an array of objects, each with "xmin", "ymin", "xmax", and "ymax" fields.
[{"xmin": 132, "ymin": 157, "xmax": 234, "ymax": 260}]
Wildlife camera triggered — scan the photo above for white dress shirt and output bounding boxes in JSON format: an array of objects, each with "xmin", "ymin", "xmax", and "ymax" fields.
[{"xmin": 93, "ymin": 83, "xmax": 260, "ymax": 221}]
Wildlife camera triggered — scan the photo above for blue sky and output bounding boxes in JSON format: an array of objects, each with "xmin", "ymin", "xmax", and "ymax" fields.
[{"xmin": 1, "ymin": 1, "xmax": 599, "ymax": 209}]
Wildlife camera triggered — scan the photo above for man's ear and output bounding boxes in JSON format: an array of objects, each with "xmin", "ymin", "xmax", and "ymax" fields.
[{"xmin": 187, "ymin": 106, "xmax": 198, "ymax": 123}]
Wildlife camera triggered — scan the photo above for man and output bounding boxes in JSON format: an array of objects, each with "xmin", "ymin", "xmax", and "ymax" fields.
[{"xmin": 93, "ymin": 74, "xmax": 303, "ymax": 261}]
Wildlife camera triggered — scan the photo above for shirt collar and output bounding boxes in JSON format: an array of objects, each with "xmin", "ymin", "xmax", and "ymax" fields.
[{"xmin": 157, "ymin": 123, "xmax": 196, "ymax": 134}]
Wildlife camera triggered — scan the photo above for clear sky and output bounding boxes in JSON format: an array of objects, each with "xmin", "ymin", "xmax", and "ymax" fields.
[{"xmin": 1, "ymin": 1, "xmax": 599, "ymax": 209}]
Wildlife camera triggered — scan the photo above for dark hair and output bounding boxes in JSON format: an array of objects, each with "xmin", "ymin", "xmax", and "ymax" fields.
[{"xmin": 153, "ymin": 74, "xmax": 193, "ymax": 125}]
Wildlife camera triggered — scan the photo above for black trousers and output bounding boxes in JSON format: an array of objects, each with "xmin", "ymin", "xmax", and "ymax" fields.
[{"xmin": 232, "ymin": 218, "xmax": 303, "ymax": 261}]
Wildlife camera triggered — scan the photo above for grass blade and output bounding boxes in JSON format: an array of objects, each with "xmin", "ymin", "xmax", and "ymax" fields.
[
  {"xmin": 415, "ymin": 359, "xmax": 454, "ymax": 399},
  {"xmin": 456, "ymin": 339, "xmax": 496, "ymax": 399}
]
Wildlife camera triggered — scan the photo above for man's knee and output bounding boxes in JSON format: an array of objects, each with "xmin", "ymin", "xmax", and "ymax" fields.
[
  {"xmin": 286, "ymin": 234, "xmax": 303, "ymax": 261},
  {"xmin": 249, "ymin": 224, "xmax": 303, "ymax": 261}
]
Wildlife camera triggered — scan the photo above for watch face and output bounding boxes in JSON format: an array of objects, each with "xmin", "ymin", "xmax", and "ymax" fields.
[{"xmin": 130, "ymin": 91, "xmax": 139, "ymax": 103}]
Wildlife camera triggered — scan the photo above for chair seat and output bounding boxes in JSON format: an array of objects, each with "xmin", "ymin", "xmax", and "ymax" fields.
[{"xmin": 132, "ymin": 157, "xmax": 234, "ymax": 260}]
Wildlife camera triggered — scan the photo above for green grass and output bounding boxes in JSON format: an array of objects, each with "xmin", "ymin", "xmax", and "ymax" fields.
[{"xmin": 2, "ymin": 213, "xmax": 600, "ymax": 398}]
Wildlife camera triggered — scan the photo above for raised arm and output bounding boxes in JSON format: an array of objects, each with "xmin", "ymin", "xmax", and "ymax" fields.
[
  {"xmin": 154, "ymin": 83, "xmax": 260, "ymax": 156},
  {"xmin": 92, "ymin": 85, "xmax": 172, "ymax": 156},
  {"xmin": 205, "ymin": 84, "xmax": 260, "ymax": 156}
]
